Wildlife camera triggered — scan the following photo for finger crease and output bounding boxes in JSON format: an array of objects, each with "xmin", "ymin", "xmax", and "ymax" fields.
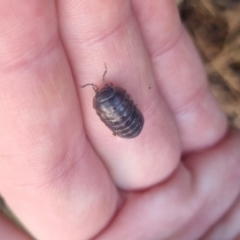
[{"xmin": 151, "ymin": 25, "xmax": 185, "ymax": 60}]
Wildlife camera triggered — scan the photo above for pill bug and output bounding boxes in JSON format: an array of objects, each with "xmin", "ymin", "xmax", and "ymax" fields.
[{"xmin": 81, "ymin": 69, "xmax": 144, "ymax": 138}]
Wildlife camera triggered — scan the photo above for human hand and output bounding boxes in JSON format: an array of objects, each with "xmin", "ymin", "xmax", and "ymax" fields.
[{"xmin": 0, "ymin": 0, "xmax": 240, "ymax": 239}]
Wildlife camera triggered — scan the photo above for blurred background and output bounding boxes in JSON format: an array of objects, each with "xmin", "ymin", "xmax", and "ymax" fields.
[
  {"xmin": 1, "ymin": 0, "xmax": 240, "ymax": 235},
  {"xmin": 178, "ymin": 0, "xmax": 240, "ymax": 128}
]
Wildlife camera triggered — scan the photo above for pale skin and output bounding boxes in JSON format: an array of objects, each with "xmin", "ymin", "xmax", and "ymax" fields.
[{"xmin": 0, "ymin": 0, "xmax": 240, "ymax": 239}]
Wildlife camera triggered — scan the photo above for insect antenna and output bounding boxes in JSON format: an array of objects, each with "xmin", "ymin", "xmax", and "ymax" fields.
[
  {"xmin": 80, "ymin": 83, "xmax": 99, "ymax": 92},
  {"xmin": 102, "ymin": 63, "xmax": 107, "ymax": 84}
]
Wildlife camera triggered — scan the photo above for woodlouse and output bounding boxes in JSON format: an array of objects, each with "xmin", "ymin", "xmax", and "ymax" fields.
[{"xmin": 81, "ymin": 68, "xmax": 144, "ymax": 138}]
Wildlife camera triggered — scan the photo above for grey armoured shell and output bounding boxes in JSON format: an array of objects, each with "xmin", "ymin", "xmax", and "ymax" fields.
[{"xmin": 93, "ymin": 85, "xmax": 144, "ymax": 138}]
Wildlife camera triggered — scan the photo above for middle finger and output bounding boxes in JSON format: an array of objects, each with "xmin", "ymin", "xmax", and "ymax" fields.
[{"xmin": 57, "ymin": 0, "xmax": 181, "ymax": 190}]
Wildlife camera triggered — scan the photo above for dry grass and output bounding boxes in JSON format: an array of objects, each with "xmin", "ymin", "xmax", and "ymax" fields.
[{"xmin": 179, "ymin": 0, "xmax": 240, "ymax": 128}]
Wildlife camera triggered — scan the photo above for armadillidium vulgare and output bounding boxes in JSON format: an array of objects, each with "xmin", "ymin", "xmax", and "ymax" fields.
[{"xmin": 81, "ymin": 69, "xmax": 144, "ymax": 138}]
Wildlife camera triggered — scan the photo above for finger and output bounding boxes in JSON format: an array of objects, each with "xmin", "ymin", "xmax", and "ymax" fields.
[
  {"xmin": 0, "ymin": 1, "xmax": 118, "ymax": 239},
  {"xmin": 131, "ymin": 0, "xmax": 228, "ymax": 152},
  {"xmin": 57, "ymin": 0, "xmax": 181, "ymax": 189},
  {"xmin": 202, "ymin": 195, "xmax": 240, "ymax": 240},
  {"xmin": 0, "ymin": 212, "xmax": 33, "ymax": 240},
  {"xmin": 94, "ymin": 128, "xmax": 240, "ymax": 240}
]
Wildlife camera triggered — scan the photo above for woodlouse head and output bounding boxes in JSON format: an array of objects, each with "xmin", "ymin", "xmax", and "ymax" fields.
[
  {"xmin": 80, "ymin": 63, "xmax": 108, "ymax": 94},
  {"xmin": 95, "ymin": 85, "xmax": 115, "ymax": 103}
]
